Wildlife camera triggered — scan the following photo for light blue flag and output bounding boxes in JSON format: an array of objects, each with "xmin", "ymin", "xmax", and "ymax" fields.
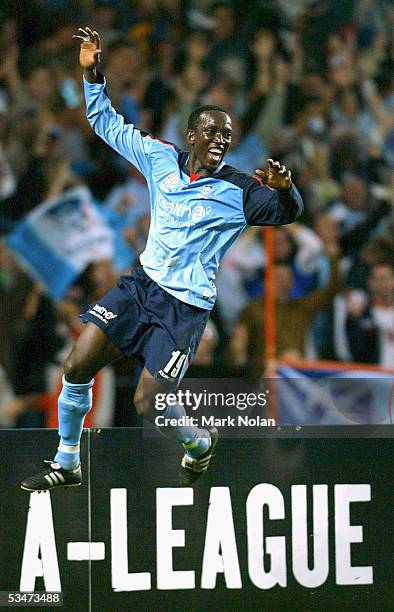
[{"xmin": 6, "ymin": 186, "xmax": 134, "ymax": 300}]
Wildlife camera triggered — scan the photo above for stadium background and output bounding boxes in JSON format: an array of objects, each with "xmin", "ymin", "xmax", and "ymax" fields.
[{"xmin": 0, "ymin": 0, "xmax": 393, "ymax": 428}]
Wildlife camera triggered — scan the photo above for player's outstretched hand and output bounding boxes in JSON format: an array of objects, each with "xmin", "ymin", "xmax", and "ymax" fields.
[
  {"xmin": 255, "ymin": 159, "xmax": 292, "ymax": 191},
  {"xmin": 73, "ymin": 26, "xmax": 101, "ymax": 70}
]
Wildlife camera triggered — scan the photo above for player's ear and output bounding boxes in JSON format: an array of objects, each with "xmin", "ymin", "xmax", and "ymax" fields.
[{"xmin": 186, "ymin": 129, "xmax": 195, "ymax": 145}]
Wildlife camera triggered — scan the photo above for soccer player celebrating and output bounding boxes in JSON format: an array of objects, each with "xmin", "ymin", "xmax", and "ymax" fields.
[{"xmin": 21, "ymin": 27, "xmax": 303, "ymax": 491}]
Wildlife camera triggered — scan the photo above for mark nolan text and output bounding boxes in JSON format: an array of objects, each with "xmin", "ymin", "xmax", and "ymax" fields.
[{"xmin": 155, "ymin": 415, "xmax": 276, "ymax": 427}]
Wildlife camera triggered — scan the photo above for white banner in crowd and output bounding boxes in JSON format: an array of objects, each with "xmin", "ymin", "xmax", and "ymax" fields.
[
  {"xmin": 277, "ymin": 362, "xmax": 394, "ymax": 424},
  {"xmin": 6, "ymin": 187, "xmax": 133, "ymax": 300}
]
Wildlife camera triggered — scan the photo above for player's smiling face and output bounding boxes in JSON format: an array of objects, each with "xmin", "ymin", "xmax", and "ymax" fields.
[{"xmin": 187, "ymin": 111, "xmax": 232, "ymax": 176}]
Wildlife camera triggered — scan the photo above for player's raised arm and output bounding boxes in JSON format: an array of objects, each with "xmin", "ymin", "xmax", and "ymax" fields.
[
  {"xmin": 244, "ymin": 158, "xmax": 304, "ymax": 226},
  {"xmin": 73, "ymin": 26, "xmax": 153, "ymax": 176},
  {"xmin": 73, "ymin": 26, "xmax": 102, "ymax": 83}
]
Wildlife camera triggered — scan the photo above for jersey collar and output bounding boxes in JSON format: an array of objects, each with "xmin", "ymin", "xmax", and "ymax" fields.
[{"xmin": 178, "ymin": 151, "xmax": 226, "ymax": 180}]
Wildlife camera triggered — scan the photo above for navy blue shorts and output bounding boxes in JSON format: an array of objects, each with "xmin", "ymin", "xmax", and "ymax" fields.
[{"xmin": 80, "ymin": 268, "xmax": 210, "ymax": 385}]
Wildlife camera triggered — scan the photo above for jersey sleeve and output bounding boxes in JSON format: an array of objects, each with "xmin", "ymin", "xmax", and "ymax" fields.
[
  {"xmin": 83, "ymin": 74, "xmax": 154, "ymax": 177},
  {"xmin": 243, "ymin": 179, "xmax": 304, "ymax": 226}
]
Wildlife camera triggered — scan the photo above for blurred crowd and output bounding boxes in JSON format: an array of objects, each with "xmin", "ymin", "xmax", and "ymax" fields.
[{"xmin": 0, "ymin": 0, "xmax": 393, "ymax": 427}]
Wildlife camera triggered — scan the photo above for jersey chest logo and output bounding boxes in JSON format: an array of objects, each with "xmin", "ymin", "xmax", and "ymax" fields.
[{"xmin": 163, "ymin": 173, "xmax": 180, "ymax": 190}]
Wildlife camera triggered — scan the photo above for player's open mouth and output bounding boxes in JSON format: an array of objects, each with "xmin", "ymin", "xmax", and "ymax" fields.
[{"xmin": 208, "ymin": 147, "xmax": 223, "ymax": 163}]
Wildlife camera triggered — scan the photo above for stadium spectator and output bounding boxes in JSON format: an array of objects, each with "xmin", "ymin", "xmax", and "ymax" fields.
[
  {"xmin": 328, "ymin": 174, "xmax": 371, "ymax": 235},
  {"xmin": 143, "ymin": 38, "xmax": 176, "ymax": 134},
  {"xmin": 216, "ymin": 227, "xmax": 264, "ymax": 332},
  {"xmin": 345, "ymin": 262, "xmax": 394, "ymax": 366},
  {"xmin": 345, "ymin": 235, "xmax": 394, "ymax": 290},
  {"xmin": 104, "ymin": 39, "xmax": 148, "ymax": 126},
  {"xmin": 229, "ymin": 247, "xmax": 341, "ymax": 377},
  {"xmin": 217, "ymin": 221, "xmax": 324, "ymax": 332},
  {"xmin": 104, "ymin": 164, "xmax": 150, "ymax": 227},
  {"xmin": 205, "ymin": 2, "xmax": 242, "ymax": 79}
]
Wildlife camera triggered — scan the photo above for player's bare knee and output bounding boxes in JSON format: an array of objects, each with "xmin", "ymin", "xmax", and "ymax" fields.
[{"xmin": 64, "ymin": 357, "xmax": 92, "ymax": 384}]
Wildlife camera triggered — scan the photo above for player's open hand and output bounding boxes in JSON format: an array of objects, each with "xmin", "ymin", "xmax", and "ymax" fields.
[
  {"xmin": 255, "ymin": 159, "xmax": 292, "ymax": 191},
  {"xmin": 73, "ymin": 27, "xmax": 101, "ymax": 70}
]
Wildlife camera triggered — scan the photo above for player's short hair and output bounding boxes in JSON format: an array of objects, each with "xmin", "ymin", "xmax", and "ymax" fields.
[{"xmin": 187, "ymin": 105, "xmax": 230, "ymax": 131}]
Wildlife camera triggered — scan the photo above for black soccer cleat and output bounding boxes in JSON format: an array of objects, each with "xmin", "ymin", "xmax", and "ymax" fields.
[
  {"xmin": 179, "ymin": 427, "xmax": 219, "ymax": 486},
  {"xmin": 20, "ymin": 460, "xmax": 82, "ymax": 492}
]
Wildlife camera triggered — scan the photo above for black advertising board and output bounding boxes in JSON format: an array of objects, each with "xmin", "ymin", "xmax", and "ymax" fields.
[{"xmin": 1, "ymin": 428, "xmax": 394, "ymax": 611}]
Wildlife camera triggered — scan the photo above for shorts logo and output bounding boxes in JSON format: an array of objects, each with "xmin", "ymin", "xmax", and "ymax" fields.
[
  {"xmin": 89, "ymin": 304, "xmax": 118, "ymax": 325},
  {"xmin": 158, "ymin": 350, "xmax": 187, "ymax": 380}
]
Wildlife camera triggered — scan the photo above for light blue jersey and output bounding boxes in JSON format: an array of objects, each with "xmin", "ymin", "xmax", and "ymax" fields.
[{"xmin": 84, "ymin": 76, "xmax": 303, "ymax": 310}]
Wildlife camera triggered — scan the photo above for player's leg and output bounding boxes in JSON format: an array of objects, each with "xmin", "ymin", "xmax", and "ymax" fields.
[
  {"xmin": 134, "ymin": 366, "xmax": 210, "ymax": 452},
  {"xmin": 135, "ymin": 363, "xmax": 217, "ymax": 486},
  {"xmin": 130, "ymin": 271, "xmax": 220, "ymax": 484},
  {"xmin": 20, "ymin": 323, "xmax": 123, "ymax": 491},
  {"xmin": 54, "ymin": 322, "xmax": 123, "ymax": 470}
]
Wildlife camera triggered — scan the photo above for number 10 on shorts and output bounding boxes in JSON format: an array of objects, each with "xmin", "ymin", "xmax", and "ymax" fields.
[{"xmin": 163, "ymin": 350, "xmax": 187, "ymax": 378}]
